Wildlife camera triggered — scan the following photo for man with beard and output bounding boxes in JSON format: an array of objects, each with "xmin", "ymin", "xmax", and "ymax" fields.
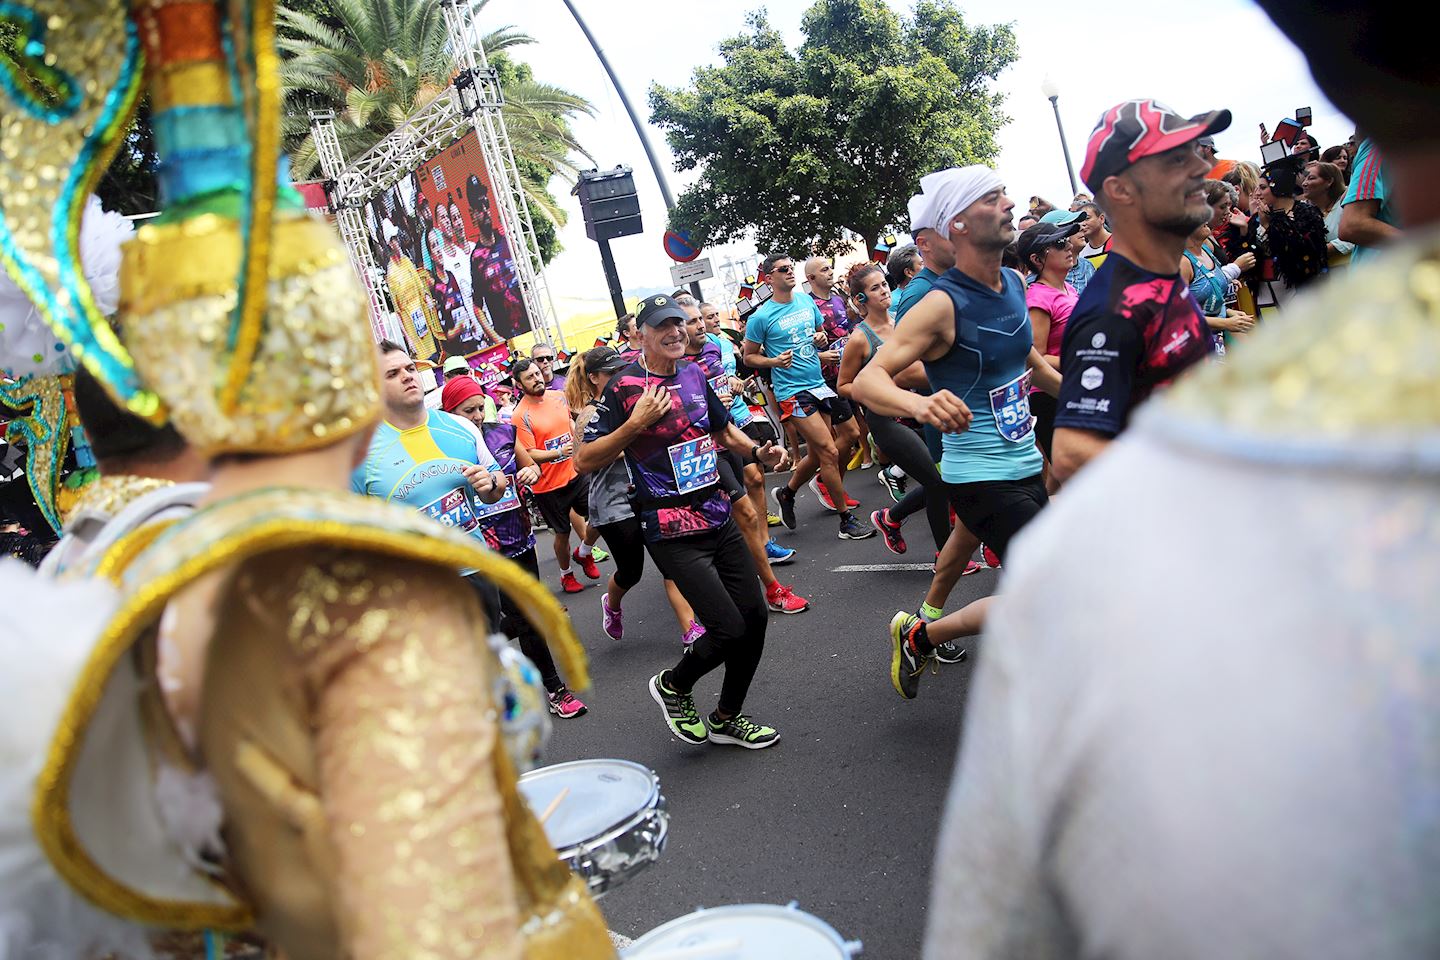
[{"xmin": 1051, "ymin": 101, "xmax": 1227, "ymax": 484}]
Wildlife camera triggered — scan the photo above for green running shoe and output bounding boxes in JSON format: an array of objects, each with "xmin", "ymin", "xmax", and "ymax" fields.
[
  {"xmin": 590, "ymin": 546, "xmax": 610, "ymax": 563},
  {"xmin": 706, "ymin": 713, "xmax": 780, "ymax": 750},
  {"xmin": 889, "ymin": 611, "xmax": 934, "ymax": 700},
  {"xmin": 648, "ymin": 673, "xmax": 707, "ymax": 744}
]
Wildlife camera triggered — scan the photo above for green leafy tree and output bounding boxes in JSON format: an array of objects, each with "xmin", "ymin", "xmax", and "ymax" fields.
[
  {"xmin": 649, "ymin": 0, "xmax": 1017, "ymax": 256},
  {"xmin": 277, "ymin": 0, "xmax": 593, "ymax": 262}
]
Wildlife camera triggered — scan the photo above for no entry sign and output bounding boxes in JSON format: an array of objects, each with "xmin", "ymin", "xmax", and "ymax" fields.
[{"xmin": 663, "ymin": 230, "xmax": 700, "ymax": 263}]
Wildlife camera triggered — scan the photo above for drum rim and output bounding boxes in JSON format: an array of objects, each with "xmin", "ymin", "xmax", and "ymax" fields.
[
  {"xmin": 518, "ymin": 758, "xmax": 662, "ymax": 849},
  {"xmin": 625, "ymin": 902, "xmax": 853, "ymax": 954}
]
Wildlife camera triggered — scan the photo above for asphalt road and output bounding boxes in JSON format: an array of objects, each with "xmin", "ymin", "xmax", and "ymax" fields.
[{"xmin": 533, "ymin": 468, "xmax": 998, "ymax": 957}]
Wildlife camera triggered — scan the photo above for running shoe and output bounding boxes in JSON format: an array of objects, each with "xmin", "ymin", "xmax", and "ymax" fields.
[
  {"xmin": 870, "ymin": 508, "xmax": 906, "ymax": 555},
  {"xmin": 934, "ymin": 555, "xmax": 984, "ymax": 575},
  {"xmin": 933, "ymin": 641, "xmax": 968, "ymax": 665},
  {"xmin": 683, "ymin": 620, "xmax": 706, "ymax": 647},
  {"xmin": 705, "ymin": 712, "xmax": 779, "ymax": 749},
  {"xmin": 982, "ymin": 544, "xmax": 1001, "ymax": 569},
  {"xmin": 767, "ymin": 512, "xmax": 783, "ymax": 527},
  {"xmin": 808, "ymin": 475, "xmax": 838, "ymax": 512},
  {"xmin": 838, "ymin": 512, "xmax": 876, "ymax": 540},
  {"xmin": 560, "ymin": 571, "xmax": 584, "ymax": 594},
  {"xmin": 600, "ymin": 592, "xmax": 623, "ymax": 641},
  {"xmin": 648, "ymin": 672, "xmax": 707, "ymax": 744},
  {"xmin": 770, "ymin": 485, "xmax": 797, "ymax": 530},
  {"xmin": 765, "ymin": 581, "xmax": 810, "ymax": 614},
  {"xmin": 572, "ymin": 548, "xmax": 601, "ymax": 580},
  {"xmin": 889, "ymin": 611, "xmax": 933, "ymax": 700},
  {"xmin": 590, "ymin": 546, "xmax": 610, "ymax": 563},
  {"xmin": 765, "ymin": 538, "xmax": 797, "ymax": 565},
  {"xmin": 878, "ymin": 466, "xmax": 907, "ymax": 503},
  {"xmin": 547, "ymin": 686, "xmax": 588, "ymax": 719}
]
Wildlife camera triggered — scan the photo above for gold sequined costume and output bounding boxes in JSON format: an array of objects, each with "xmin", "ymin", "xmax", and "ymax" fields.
[{"xmin": 0, "ymin": 1, "xmax": 615, "ymax": 957}]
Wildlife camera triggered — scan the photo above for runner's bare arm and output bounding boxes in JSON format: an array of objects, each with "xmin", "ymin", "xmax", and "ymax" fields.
[
  {"xmin": 835, "ymin": 336, "xmax": 868, "ymax": 398},
  {"xmin": 853, "ymin": 291, "xmax": 969, "ymax": 430},
  {"xmin": 1051, "ymin": 426, "xmax": 1110, "ymax": 484},
  {"xmin": 713, "ymin": 422, "xmax": 790, "ymax": 471},
  {"xmin": 1026, "ymin": 348, "xmax": 1061, "ymax": 398},
  {"xmin": 742, "ymin": 338, "xmax": 792, "ymax": 369}
]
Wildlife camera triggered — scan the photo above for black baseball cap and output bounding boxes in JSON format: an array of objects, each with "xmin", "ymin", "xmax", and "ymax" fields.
[
  {"xmin": 1016, "ymin": 222, "xmax": 1080, "ymax": 269},
  {"xmin": 585, "ymin": 346, "xmax": 628, "ymax": 374},
  {"xmin": 636, "ymin": 294, "xmax": 689, "ymax": 327},
  {"xmin": 1080, "ymin": 99, "xmax": 1232, "ymax": 193}
]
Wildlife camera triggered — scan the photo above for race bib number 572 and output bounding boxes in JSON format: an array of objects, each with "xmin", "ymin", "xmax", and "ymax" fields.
[{"xmin": 667, "ymin": 435, "xmax": 718, "ymax": 493}]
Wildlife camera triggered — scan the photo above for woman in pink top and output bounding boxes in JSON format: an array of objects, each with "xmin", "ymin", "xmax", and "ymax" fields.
[{"xmin": 1017, "ymin": 222, "xmax": 1081, "ymax": 469}]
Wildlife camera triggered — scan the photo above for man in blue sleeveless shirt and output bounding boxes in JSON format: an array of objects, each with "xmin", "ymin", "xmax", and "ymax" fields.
[{"xmin": 854, "ymin": 165, "xmax": 1061, "ymax": 700}]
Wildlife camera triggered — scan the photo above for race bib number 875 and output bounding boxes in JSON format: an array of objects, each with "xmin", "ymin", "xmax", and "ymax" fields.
[{"xmin": 668, "ymin": 435, "xmax": 718, "ymax": 493}]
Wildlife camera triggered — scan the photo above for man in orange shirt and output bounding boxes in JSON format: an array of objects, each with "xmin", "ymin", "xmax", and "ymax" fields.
[{"xmin": 513, "ymin": 357, "xmax": 600, "ymax": 593}]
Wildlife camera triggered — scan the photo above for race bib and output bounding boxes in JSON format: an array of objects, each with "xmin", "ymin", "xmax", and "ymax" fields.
[
  {"xmin": 410, "ymin": 308, "xmax": 427, "ymax": 338},
  {"xmin": 988, "ymin": 370, "xmax": 1035, "ymax": 444},
  {"xmin": 830, "ymin": 336, "xmax": 848, "ymax": 355},
  {"xmin": 667, "ymin": 435, "xmax": 718, "ymax": 493},
  {"xmin": 472, "ymin": 475, "xmax": 521, "ymax": 520},
  {"xmin": 809, "ymin": 383, "xmax": 838, "ymax": 401},
  {"xmin": 709, "ymin": 373, "xmax": 733, "ymax": 403},
  {"xmin": 544, "ymin": 432, "xmax": 572, "ymax": 463},
  {"xmin": 421, "ymin": 486, "xmax": 478, "ymax": 530}
]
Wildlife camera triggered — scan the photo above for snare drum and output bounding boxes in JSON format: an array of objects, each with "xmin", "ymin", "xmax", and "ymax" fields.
[
  {"xmin": 624, "ymin": 902, "xmax": 862, "ymax": 958},
  {"xmin": 517, "ymin": 758, "xmax": 668, "ymax": 898}
]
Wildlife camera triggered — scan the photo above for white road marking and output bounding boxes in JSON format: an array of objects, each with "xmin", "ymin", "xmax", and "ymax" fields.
[{"xmin": 831, "ymin": 563, "xmax": 936, "ymax": 572}]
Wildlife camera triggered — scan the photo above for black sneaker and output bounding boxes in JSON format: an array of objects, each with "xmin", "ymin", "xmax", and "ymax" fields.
[
  {"xmin": 705, "ymin": 713, "xmax": 780, "ymax": 749},
  {"xmin": 889, "ymin": 612, "xmax": 934, "ymax": 700},
  {"xmin": 648, "ymin": 673, "xmax": 708, "ymax": 744},
  {"xmin": 770, "ymin": 485, "xmax": 797, "ymax": 530},
  {"xmin": 878, "ymin": 466, "xmax": 907, "ymax": 503},
  {"xmin": 838, "ymin": 512, "xmax": 876, "ymax": 540},
  {"xmin": 933, "ymin": 641, "xmax": 968, "ymax": 664}
]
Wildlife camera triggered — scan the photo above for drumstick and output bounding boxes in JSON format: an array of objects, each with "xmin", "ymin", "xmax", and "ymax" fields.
[
  {"xmin": 538, "ymin": 787, "xmax": 569, "ymax": 825},
  {"xmin": 624, "ymin": 941, "xmax": 742, "ymax": 960}
]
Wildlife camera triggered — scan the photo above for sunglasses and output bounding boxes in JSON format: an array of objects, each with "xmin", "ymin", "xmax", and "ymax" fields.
[
  {"xmin": 534, "ymin": 356, "xmax": 555, "ymax": 363},
  {"xmin": 1049, "ymin": 239, "xmax": 1071, "ymax": 250},
  {"xmin": 771, "ymin": 264, "xmax": 794, "ymax": 274}
]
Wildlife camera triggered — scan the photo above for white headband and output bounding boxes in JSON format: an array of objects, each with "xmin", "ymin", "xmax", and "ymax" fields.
[{"xmin": 908, "ymin": 165, "xmax": 1006, "ymax": 240}]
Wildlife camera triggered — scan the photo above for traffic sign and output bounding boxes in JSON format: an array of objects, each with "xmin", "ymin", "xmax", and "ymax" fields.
[
  {"xmin": 670, "ymin": 257, "xmax": 714, "ymax": 286},
  {"xmin": 663, "ymin": 230, "xmax": 701, "ymax": 263}
]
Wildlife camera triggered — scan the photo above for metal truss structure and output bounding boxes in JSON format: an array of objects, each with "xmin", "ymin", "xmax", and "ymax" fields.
[{"xmin": 310, "ymin": 0, "xmax": 564, "ymax": 347}]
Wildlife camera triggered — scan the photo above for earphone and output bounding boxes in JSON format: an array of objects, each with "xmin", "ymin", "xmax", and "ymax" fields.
[
  {"xmin": 956, "ymin": 222, "xmax": 965, "ymax": 231},
  {"xmin": 856, "ymin": 292, "xmax": 868, "ymax": 304}
]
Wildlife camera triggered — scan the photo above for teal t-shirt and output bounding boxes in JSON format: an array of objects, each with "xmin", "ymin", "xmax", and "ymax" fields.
[
  {"xmin": 892, "ymin": 266, "xmax": 939, "ymax": 322},
  {"xmin": 711, "ymin": 332, "xmax": 753, "ymax": 426},
  {"xmin": 744, "ymin": 295, "xmax": 825, "ymax": 401},
  {"xmin": 1341, "ymin": 138, "xmax": 1398, "ymax": 267},
  {"xmin": 351, "ymin": 408, "xmax": 505, "ymax": 541}
]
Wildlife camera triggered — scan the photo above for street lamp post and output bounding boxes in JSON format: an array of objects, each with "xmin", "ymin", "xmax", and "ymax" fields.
[{"xmin": 1041, "ymin": 75, "xmax": 1080, "ymax": 197}]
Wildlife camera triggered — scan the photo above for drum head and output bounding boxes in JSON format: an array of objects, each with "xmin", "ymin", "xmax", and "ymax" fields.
[
  {"xmin": 518, "ymin": 758, "xmax": 658, "ymax": 850},
  {"xmin": 625, "ymin": 903, "xmax": 854, "ymax": 958}
]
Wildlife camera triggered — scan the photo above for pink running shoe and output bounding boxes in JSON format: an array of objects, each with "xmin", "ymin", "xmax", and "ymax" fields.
[
  {"xmin": 548, "ymin": 686, "xmax": 588, "ymax": 719},
  {"xmin": 982, "ymin": 544, "xmax": 1001, "ymax": 569},
  {"xmin": 601, "ymin": 592, "xmax": 623, "ymax": 640},
  {"xmin": 871, "ymin": 508, "xmax": 906, "ymax": 555},
  {"xmin": 765, "ymin": 581, "xmax": 810, "ymax": 614},
  {"xmin": 683, "ymin": 620, "xmax": 706, "ymax": 647}
]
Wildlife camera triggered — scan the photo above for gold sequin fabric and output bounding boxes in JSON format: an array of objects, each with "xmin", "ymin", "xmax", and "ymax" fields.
[
  {"xmin": 118, "ymin": 211, "xmax": 380, "ymax": 457},
  {"xmin": 1162, "ymin": 234, "xmax": 1440, "ymax": 452},
  {"xmin": 64, "ymin": 474, "xmax": 173, "ymax": 525}
]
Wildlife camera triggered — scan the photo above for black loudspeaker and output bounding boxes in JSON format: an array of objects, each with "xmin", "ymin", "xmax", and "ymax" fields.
[{"xmin": 576, "ymin": 167, "xmax": 643, "ymax": 242}]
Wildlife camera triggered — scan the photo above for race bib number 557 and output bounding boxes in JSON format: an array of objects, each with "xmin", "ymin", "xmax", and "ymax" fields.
[{"xmin": 988, "ymin": 370, "xmax": 1034, "ymax": 443}]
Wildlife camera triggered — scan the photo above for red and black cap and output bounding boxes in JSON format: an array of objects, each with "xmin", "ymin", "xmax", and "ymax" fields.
[{"xmin": 1080, "ymin": 100, "xmax": 1231, "ymax": 193}]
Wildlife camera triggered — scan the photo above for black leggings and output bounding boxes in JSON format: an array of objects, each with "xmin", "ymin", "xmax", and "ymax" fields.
[
  {"xmin": 647, "ymin": 519, "xmax": 767, "ymax": 716},
  {"xmin": 596, "ymin": 516, "xmax": 646, "ymax": 591},
  {"xmin": 866, "ymin": 410, "xmax": 951, "ymax": 553},
  {"xmin": 466, "ymin": 548, "xmax": 563, "ymax": 693}
]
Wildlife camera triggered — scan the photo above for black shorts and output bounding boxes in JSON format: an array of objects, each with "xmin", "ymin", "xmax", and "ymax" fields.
[
  {"xmin": 717, "ymin": 449, "xmax": 747, "ymax": 496},
  {"xmin": 779, "ymin": 389, "xmax": 854, "ymax": 425},
  {"xmin": 945, "ymin": 472, "xmax": 1047, "ymax": 564},
  {"xmin": 741, "ymin": 419, "xmax": 778, "ymax": 446},
  {"xmin": 1029, "ymin": 392, "xmax": 1057, "ymax": 461},
  {"xmin": 533, "ymin": 477, "xmax": 589, "ymax": 534}
]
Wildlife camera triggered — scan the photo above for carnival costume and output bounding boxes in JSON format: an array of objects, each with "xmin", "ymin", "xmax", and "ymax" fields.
[{"xmin": 0, "ymin": 2, "xmax": 614, "ymax": 957}]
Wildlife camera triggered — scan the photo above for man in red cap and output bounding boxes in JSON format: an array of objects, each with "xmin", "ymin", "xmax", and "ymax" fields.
[{"xmin": 1051, "ymin": 100, "xmax": 1227, "ymax": 483}]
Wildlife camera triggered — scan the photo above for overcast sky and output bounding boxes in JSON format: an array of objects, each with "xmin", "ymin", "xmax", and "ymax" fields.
[{"xmin": 481, "ymin": 0, "xmax": 1346, "ymax": 309}]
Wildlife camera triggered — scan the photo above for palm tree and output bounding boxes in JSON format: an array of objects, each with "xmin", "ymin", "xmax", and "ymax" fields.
[{"xmin": 278, "ymin": 0, "xmax": 593, "ymax": 255}]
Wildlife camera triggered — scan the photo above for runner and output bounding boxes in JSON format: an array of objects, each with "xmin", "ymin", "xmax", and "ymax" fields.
[
  {"xmin": 745, "ymin": 254, "xmax": 874, "ymax": 540},
  {"xmin": 852, "ymin": 166, "xmax": 1061, "ymax": 699},
  {"xmin": 579, "ymin": 294, "xmax": 790, "ymax": 749},
  {"xmin": 682, "ymin": 300, "xmax": 809, "ymax": 614},
  {"xmin": 1051, "ymin": 100, "xmax": 1228, "ymax": 484},
  {"xmin": 439, "ymin": 372, "xmax": 587, "ymax": 718},
  {"xmin": 569, "ymin": 347, "xmax": 709, "ymax": 647},
  {"xmin": 807, "ymin": 256, "xmax": 868, "ymax": 489},
  {"xmin": 355, "ymin": 341, "xmax": 587, "ymax": 717},
  {"xmin": 512, "ymin": 357, "xmax": 601, "ymax": 593}
]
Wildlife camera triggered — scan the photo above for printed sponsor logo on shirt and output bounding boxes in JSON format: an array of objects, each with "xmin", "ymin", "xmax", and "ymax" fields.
[
  {"xmin": 1091, "ymin": 332, "xmax": 1107, "ymax": 349},
  {"xmin": 1161, "ymin": 329, "xmax": 1192, "ymax": 355},
  {"xmin": 395, "ymin": 461, "xmax": 467, "ymax": 501},
  {"xmin": 1064, "ymin": 397, "xmax": 1111, "ymax": 414},
  {"xmin": 1081, "ymin": 366, "xmax": 1104, "ymax": 391}
]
